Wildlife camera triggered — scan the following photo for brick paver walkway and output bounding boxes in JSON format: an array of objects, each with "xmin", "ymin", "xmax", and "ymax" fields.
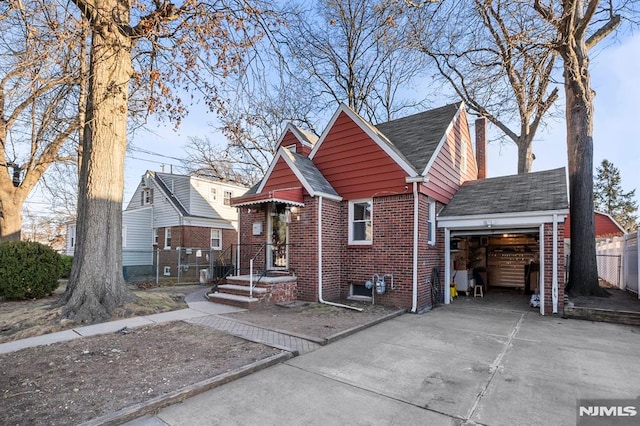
[{"xmin": 186, "ymin": 315, "xmax": 321, "ymax": 355}]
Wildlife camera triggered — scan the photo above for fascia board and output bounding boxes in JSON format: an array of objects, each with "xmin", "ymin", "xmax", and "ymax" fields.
[
  {"xmin": 280, "ymin": 149, "xmax": 316, "ymax": 196},
  {"xmin": 309, "ymin": 104, "xmax": 417, "ymax": 176},
  {"xmin": 437, "ymin": 209, "xmax": 570, "ymax": 229},
  {"xmin": 422, "ymin": 102, "xmax": 465, "ymax": 176}
]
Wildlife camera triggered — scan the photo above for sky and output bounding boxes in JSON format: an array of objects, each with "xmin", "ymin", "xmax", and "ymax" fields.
[{"xmin": 121, "ymin": 33, "xmax": 640, "ymax": 212}]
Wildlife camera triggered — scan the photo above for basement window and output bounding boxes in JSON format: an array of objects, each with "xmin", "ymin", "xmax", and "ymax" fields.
[{"xmin": 349, "ymin": 284, "xmax": 372, "ymax": 301}]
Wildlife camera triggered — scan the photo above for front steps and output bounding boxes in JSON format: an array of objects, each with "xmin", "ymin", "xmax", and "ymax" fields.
[{"xmin": 207, "ymin": 274, "xmax": 297, "ymax": 310}]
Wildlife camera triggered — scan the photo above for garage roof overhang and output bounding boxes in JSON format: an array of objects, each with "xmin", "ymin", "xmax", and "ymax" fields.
[{"xmin": 437, "ymin": 209, "xmax": 569, "ymax": 233}]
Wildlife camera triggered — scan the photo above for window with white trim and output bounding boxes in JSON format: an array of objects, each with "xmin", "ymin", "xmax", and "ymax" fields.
[
  {"xmin": 210, "ymin": 229, "xmax": 222, "ymax": 250},
  {"xmin": 223, "ymin": 190, "xmax": 232, "ymax": 206},
  {"xmin": 209, "ymin": 187, "xmax": 217, "ymax": 202},
  {"xmin": 427, "ymin": 199, "xmax": 436, "ymax": 245},
  {"xmin": 349, "ymin": 199, "xmax": 372, "ymax": 244},
  {"xmin": 142, "ymin": 188, "xmax": 153, "ymax": 205},
  {"xmin": 153, "ymin": 228, "xmax": 158, "ymax": 245},
  {"xmin": 164, "ymin": 228, "xmax": 172, "ymax": 249}
]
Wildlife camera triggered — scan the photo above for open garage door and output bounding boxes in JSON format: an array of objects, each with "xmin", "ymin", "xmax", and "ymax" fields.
[{"xmin": 450, "ymin": 229, "xmax": 540, "ymax": 295}]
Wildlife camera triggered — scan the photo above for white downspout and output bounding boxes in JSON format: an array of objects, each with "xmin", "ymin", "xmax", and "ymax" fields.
[
  {"xmin": 444, "ymin": 228, "xmax": 451, "ymax": 305},
  {"xmin": 552, "ymin": 214, "xmax": 559, "ymax": 314},
  {"xmin": 539, "ymin": 224, "xmax": 545, "ymax": 315},
  {"xmin": 318, "ymin": 196, "xmax": 362, "ymax": 311},
  {"xmin": 411, "ymin": 181, "xmax": 419, "ymax": 312},
  {"xmin": 236, "ymin": 208, "xmax": 241, "ymax": 277}
]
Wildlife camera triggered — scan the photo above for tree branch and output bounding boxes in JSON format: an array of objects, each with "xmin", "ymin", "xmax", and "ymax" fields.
[{"xmin": 586, "ymin": 14, "xmax": 621, "ymax": 50}]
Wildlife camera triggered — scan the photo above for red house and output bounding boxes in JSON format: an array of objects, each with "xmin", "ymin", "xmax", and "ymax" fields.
[{"xmin": 221, "ymin": 103, "xmax": 568, "ymax": 315}]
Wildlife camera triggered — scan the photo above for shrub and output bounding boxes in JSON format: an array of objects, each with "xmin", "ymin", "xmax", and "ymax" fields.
[
  {"xmin": 60, "ymin": 255, "xmax": 73, "ymax": 279},
  {"xmin": 0, "ymin": 240, "xmax": 63, "ymax": 300}
]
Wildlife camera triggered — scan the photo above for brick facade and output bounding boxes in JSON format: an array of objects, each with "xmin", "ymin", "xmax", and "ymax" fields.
[
  {"xmin": 155, "ymin": 225, "xmax": 238, "ymax": 281},
  {"xmin": 236, "ymin": 194, "xmax": 453, "ymax": 312},
  {"xmin": 541, "ymin": 221, "xmax": 565, "ymax": 315}
]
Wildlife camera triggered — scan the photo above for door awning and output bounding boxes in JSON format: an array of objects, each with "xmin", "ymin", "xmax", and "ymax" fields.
[{"xmin": 231, "ymin": 187, "xmax": 305, "ymax": 208}]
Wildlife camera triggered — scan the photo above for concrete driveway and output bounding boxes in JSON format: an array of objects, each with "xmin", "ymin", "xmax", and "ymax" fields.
[{"xmin": 137, "ymin": 299, "xmax": 640, "ymax": 425}]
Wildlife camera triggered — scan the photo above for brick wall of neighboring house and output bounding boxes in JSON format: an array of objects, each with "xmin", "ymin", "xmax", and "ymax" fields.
[
  {"xmin": 155, "ymin": 225, "xmax": 238, "ymax": 281},
  {"xmin": 542, "ymin": 221, "xmax": 565, "ymax": 315}
]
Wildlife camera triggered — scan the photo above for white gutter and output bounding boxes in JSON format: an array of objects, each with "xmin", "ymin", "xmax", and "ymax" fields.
[
  {"xmin": 552, "ymin": 214, "xmax": 559, "ymax": 314},
  {"xmin": 411, "ymin": 181, "xmax": 419, "ymax": 312},
  {"xmin": 317, "ymin": 196, "xmax": 362, "ymax": 311},
  {"xmin": 539, "ymin": 224, "xmax": 545, "ymax": 315}
]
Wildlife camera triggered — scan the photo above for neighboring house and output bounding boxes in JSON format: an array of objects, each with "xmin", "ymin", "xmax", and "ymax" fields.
[
  {"xmin": 564, "ymin": 211, "xmax": 626, "ymax": 244},
  {"xmin": 66, "ymin": 171, "xmax": 246, "ymax": 281},
  {"xmin": 64, "ymin": 222, "xmax": 76, "ymax": 256},
  {"xmin": 229, "ymin": 102, "xmax": 569, "ymax": 315}
]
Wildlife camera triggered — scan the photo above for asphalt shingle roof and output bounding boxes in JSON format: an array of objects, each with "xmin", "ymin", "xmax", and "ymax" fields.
[
  {"xmin": 375, "ymin": 103, "xmax": 461, "ymax": 173},
  {"xmin": 284, "ymin": 150, "xmax": 338, "ymax": 197},
  {"xmin": 439, "ymin": 167, "xmax": 568, "ymax": 217}
]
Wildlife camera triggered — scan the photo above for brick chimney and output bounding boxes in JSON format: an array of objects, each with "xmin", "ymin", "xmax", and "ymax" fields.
[{"xmin": 475, "ymin": 117, "xmax": 487, "ymax": 180}]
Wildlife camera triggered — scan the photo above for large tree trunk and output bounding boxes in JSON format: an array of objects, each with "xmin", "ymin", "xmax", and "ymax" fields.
[
  {"xmin": 59, "ymin": 1, "xmax": 133, "ymax": 322},
  {"xmin": 0, "ymin": 194, "xmax": 23, "ymax": 242},
  {"xmin": 562, "ymin": 32, "xmax": 606, "ymax": 297}
]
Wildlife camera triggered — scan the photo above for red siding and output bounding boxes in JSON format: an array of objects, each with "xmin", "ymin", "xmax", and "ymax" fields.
[
  {"xmin": 425, "ymin": 110, "xmax": 477, "ymax": 203},
  {"xmin": 261, "ymin": 157, "xmax": 307, "ymax": 195},
  {"xmin": 312, "ymin": 112, "xmax": 409, "ymax": 200},
  {"xmin": 564, "ymin": 212, "xmax": 624, "ymax": 238},
  {"xmin": 278, "ymin": 131, "xmax": 312, "ymax": 157}
]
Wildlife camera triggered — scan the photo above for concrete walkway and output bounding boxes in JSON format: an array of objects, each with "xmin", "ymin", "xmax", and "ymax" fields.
[
  {"xmin": 128, "ymin": 301, "xmax": 640, "ymax": 426},
  {"xmin": 0, "ymin": 287, "xmax": 318, "ymax": 355}
]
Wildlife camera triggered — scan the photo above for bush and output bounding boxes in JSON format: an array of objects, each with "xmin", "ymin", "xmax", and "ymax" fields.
[
  {"xmin": 60, "ymin": 255, "xmax": 73, "ymax": 279},
  {"xmin": 0, "ymin": 240, "xmax": 63, "ymax": 300}
]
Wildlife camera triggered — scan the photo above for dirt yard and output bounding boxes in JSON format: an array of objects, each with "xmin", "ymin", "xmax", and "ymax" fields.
[
  {"xmin": 0, "ymin": 284, "xmax": 405, "ymax": 425},
  {"xmin": 0, "ymin": 322, "xmax": 281, "ymax": 425},
  {"xmin": 222, "ymin": 300, "xmax": 403, "ymax": 339}
]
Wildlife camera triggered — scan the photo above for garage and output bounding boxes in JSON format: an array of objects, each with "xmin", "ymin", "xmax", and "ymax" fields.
[
  {"xmin": 436, "ymin": 168, "xmax": 569, "ymax": 315},
  {"xmin": 449, "ymin": 232, "xmax": 540, "ymax": 298}
]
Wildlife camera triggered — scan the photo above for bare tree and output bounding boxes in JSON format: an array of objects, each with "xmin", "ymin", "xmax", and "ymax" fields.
[
  {"xmin": 184, "ymin": 68, "xmax": 319, "ymax": 185},
  {"xmin": 0, "ymin": 1, "xmax": 83, "ymax": 242},
  {"xmin": 406, "ymin": 0, "xmax": 559, "ymax": 174},
  {"xmin": 533, "ymin": 0, "xmax": 634, "ymax": 296},
  {"xmin": 183, "ymin": 0, "xmax": 430, "ymax": 186},
  {"xmin": 56, "ymin": 0, "xmax": 273, "ymax": 323},
  {"xmin": 283, "ymin": 0, "xmax": 428, "ymax": 123}
]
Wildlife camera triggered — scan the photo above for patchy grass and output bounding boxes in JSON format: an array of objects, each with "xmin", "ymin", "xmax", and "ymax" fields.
[{"xmin": 0, "ymin": 283, "xmax": 198, "ymax": 344}]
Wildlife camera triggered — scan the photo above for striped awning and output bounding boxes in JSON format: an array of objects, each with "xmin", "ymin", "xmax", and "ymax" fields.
[{"xmin": 230, "ymin": 187, "xmax": 305, "ymax": 208}]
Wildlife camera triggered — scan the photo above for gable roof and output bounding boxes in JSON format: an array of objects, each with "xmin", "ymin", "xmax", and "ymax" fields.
[
  {"xmin": 282, "ymin": 149, "xmax": 339, "ymax": 198},
  {"xmin": 153, "ymin": 173, "xmax": 189, "ymax": 217},
  {"xmin": 277, "ymin": 123, "xmax": 318, "ymax": 149},
  {"xmin": 309, "ymin": 103, "xmax": 418, "ymax": 176},
  {"xmin": 232, "ymin": 147, "xmax": 340, "ymax": 207},
  {"xmin": 439, "ymin": 168, "xmax": 568, "ymax": 217},
  {"xmin": 375, "ymin": 103, "xmax": 462, "ymax": 174}
]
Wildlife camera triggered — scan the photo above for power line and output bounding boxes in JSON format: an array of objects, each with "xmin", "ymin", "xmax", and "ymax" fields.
[{"xmin": 128, "ymin": 145, "xmax": 186, "ymax": 162}]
